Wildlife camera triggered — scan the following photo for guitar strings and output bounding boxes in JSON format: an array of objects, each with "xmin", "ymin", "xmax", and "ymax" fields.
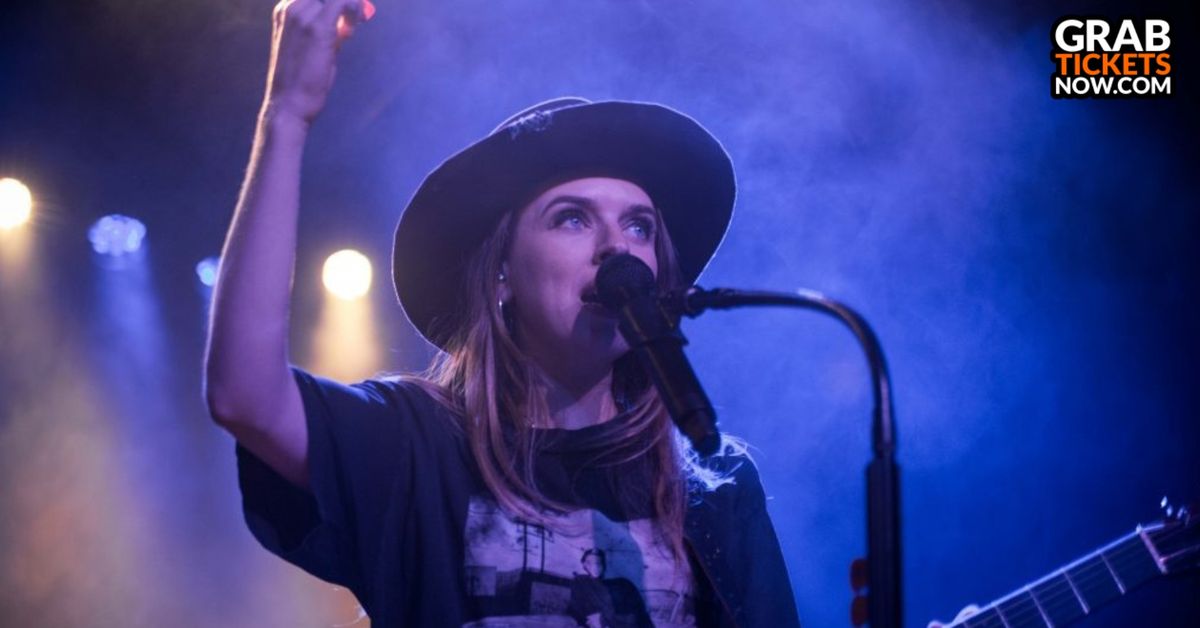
[
  {"xmin": 952, "ymin": 525, "xmax": 1188, "ymax": 628},
  {"xmin": 973, "ymin": 560, "xmax": 1116, "ymax": 627},
  {"xmin": 1005, "ymin": 522, "xmax": 1197, "ymax": 626},
  {"xmin": 949, "ymin": 552, "xmax": 1114, "ymax": 626},
  {"xmin": 987, "ymin": 536, "xmax": 1156, "ymax": 627}
]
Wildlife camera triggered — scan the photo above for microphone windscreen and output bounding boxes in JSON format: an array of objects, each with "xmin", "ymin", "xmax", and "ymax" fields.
[{"xmin": 596, "ymin": 253, "xmax": 657, "ymax": 308}]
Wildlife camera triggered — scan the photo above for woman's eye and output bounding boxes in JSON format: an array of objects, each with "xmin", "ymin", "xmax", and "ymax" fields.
[
  {"xmin": 628, "ymin": 218, "xmax": 655, "ymax": 240},
  {"xmin": 553, "ymin": 208, "xmax": 587, "ymax": 229}
]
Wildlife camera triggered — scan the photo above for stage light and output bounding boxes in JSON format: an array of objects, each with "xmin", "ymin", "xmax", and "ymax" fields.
[
  {"xmin": 88, "ymin": 214, "xmax": 146, "ymax": 255},
  {"xmin": 196, "ymin": 256, "xmax": 220, "ymax": 287},
  {"xmin": 0, "ymin": 177, "xmax": 33, "ymax": 230},
  {"xmin": 322, "ymin": 249, "xmax": 372, "ymax": 299}
]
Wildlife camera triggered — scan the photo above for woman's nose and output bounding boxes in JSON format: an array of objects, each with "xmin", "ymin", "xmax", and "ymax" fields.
[{"xmin": 594, "ymin": 233, "xmax": 630, "ymax": 265}]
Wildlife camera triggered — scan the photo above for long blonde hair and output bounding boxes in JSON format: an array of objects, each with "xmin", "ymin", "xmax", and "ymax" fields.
[{"xmin": 404, "ymin": 200, "xmax": 740, "ymax": 562}]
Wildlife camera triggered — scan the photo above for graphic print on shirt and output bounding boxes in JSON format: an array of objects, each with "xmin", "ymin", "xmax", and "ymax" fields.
[{"xmin": 462, "ymin": 494, "xmax": 696, "ymax": 628}]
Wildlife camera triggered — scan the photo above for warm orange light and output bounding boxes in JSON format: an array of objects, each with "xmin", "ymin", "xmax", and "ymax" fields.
[
  {"xmin": 0, "ymin": 177, "xmax": 33, "ymax": 230},
  {"xmin": 322, "ymin": 249, "xmax": 373, "ymax": 300}
]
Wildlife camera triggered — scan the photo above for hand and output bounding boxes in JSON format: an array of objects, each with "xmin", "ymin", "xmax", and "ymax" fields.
[
  {"xmin": 261, "ymin": 0, "xmax": 376, "ymax": 125},
  {"xmin": 928, "ymin": 604, "xmax": 981, "ymax": 628}
]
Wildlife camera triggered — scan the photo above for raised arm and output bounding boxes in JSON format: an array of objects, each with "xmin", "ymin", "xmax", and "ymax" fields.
[{"xmin": 204, "ymin": 0, "xmax": 373, "ymax": 490}]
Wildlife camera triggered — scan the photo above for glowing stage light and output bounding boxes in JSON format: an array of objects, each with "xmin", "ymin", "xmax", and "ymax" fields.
[
  {"xmin": 88, "ymin": 214, "xmax": 146, "ymax": 256},
  {"xmin": 0, "ymin": 177, "xmax": 33, "ymax": 230},
  {"xmin": 322, "ymin": 249, "xmax": 373, "ymax": 300},
  {"xmin": 196, "ymin": 256, "xmax": 220, "ymax": 287}
]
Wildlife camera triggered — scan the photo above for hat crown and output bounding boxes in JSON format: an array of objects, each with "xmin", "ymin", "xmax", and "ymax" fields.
[{"xmin": 491, "ymin": 97, "xmax": 592, "ymax": 135}]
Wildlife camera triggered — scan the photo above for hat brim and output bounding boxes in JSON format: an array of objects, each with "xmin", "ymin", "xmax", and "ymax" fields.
[{"xmin": 393, "ymin": 100, "xmax": 735, "ymax": 350}]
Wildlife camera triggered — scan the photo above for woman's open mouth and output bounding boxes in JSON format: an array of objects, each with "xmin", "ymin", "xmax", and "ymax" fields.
[{"xmin": 581, "ymin": 287, "xmax": 619, "ymax": 319}]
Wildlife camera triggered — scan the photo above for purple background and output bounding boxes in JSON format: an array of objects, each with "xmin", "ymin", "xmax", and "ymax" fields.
[{"xmin": 1, "ymin": 1, "xmax": 1196, "ymax": 626}]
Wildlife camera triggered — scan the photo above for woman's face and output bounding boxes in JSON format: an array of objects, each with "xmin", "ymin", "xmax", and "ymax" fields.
[{"xmin": 501, "ymin": 177, "xmax": 660, "ymax": 371}]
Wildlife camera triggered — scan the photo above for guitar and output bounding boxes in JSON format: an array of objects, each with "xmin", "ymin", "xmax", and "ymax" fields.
[{"xmin": 943, "ymin": 499, "xmax": 1199, "ymax": 627}]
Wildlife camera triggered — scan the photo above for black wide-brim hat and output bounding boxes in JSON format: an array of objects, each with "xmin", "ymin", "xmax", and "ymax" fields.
[{"xmin": 393, "ymin": 97, "xmax": 736, "ymax": 350}]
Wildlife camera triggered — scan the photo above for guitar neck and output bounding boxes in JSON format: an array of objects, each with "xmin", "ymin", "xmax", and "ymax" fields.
[{"xmin": 950, "ymin": 524, "xmax": 1166, "ymax": 628}]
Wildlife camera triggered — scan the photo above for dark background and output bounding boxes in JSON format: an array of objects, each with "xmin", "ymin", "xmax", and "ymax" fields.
[{"xmin": 1, "ymin": 1, "xmax": 1196, "ymax": 626}]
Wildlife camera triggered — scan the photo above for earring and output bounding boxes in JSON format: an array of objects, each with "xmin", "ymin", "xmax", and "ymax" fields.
[{"xmin": 497, "ymin": 272, "xmax": 508, "ymax": 313}]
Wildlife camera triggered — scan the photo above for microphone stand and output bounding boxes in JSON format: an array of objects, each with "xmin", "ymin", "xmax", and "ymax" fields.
[{"xmin": 668, "ymin": 286, "xmax": 902, "ymax": 628}]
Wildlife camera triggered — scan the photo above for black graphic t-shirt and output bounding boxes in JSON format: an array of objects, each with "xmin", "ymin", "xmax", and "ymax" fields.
[
  {"xmin": 236, "ymin": 368, "xmax": 700, "ymax": 627},
  {"xmin": 463, "ymin": 423, "xmax": 697, "ymax": 627}
]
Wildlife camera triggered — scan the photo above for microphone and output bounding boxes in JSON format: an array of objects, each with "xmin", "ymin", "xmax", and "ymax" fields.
[
  {"xmin": 595, "ymin": 254, "xmax": 721, "ymax": 456},
  {"xmin": 599, "ymin": 260, "xmax": 905, "ymax": 627}
]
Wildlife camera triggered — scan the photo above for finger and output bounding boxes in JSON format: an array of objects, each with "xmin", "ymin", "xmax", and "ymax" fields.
[
  {"xmin": 318, "ymin": 0, "xmax": 368, "ymax": 28},
  {"xmin": 336, "ymin": 16, "xmax": 355, "ymax": 43},
  {"xmin": 954, "ymin": 605, "xmax": 982, "ymax": 621},
  {"xmin": 334, "ymin": 1, "xmax": 375, "ymax": 46}
]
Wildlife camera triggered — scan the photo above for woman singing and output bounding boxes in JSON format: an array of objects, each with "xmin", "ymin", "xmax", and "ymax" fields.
[{"xmin": 204, "ymin": 2, "xmax": 800, "ymax": 626}]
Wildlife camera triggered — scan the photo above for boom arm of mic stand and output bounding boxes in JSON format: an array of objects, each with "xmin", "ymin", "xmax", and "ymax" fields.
[{"xmin": 675, "ymin": 287, "xmax": 902, "ymax": 628}]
